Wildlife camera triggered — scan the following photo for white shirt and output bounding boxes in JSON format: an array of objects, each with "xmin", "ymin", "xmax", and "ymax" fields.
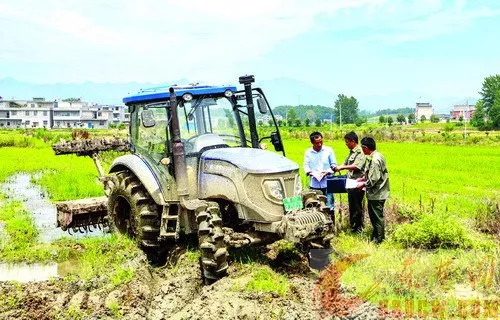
[{"xmin": 303, "ymin": 145, "xmax": 337, "ymax": 188}]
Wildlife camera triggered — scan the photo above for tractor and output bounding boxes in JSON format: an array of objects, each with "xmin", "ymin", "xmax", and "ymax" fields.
[{"xmin": 54, "ymin": 75, "xmax": 333, "ymax": 281}]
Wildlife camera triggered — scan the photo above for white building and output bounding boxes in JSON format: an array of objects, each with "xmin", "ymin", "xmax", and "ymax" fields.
[
  {"xmin": 0, "ymin": 97, "xmax": 129, "ymax": 129},
  {"xmin": 415, "ymin": 102, "xmax": 433, "ymax": 120},
  {"xmin": 0, "ymin": 98, "xmax": 54, "ymax": 129}
]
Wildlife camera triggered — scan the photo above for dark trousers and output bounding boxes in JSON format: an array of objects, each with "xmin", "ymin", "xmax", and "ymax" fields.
[
  {"xmin": 347, "ymin": 189, "xmax": 365, "ymax": 233},
  {"xmin": 367, "ymin": 199, "xmax": 385, "ymax": 243}
]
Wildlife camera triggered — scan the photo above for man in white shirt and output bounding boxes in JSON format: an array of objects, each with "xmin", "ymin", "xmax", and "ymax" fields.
[{"xmin": 303, "ymin": 131, "xmax": 337, "ymax": 215}]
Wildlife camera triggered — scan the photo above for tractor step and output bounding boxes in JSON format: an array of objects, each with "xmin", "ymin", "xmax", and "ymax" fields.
[{"xmin": 160, "ymin": 205, "xmax": 181, "ymax": 240}]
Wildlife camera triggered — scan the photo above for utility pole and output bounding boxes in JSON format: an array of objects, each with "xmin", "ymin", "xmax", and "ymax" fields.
[
  {"xmin": 464, "ymin": 99, "xmax": 468, "ymax": 139},
  {"xmin": 339, "ymin": 105, "xmax": 342, "ymax": 132}
]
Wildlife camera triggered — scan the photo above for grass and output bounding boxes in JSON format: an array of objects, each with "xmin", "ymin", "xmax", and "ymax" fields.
[
  {"xmin": 0, "ymin": 200, "xmax": 59, "ymax": 262},
  {"xmin": 106, "ymin": 299, "xmax": 123, "ymax": 318},
  {"xmin": 330, "ymin": 233, "xmax": 499, "ymax": 317},
  {"xmin": 283, "ymin": 139, "xmax": 500, "ymax": 219},
  {"xmin": 0, "ymin": 282, "xmax": 22, "ymax": 313},
  {"xmin": 0, "ymin": 197, "xmax": 140, "ymax": 287},
  {"xmin": 232, "ymin": 265, "xmax": 289, "ymax": 297},
  {"xmin": 0, "ymin": 147, "xmax": 104, "ymax": 200},
  {"xmin": 0, "ymin": 128, "xmax": 498, "ymax": 307}
]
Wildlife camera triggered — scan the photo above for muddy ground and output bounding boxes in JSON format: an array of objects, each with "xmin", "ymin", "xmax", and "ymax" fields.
[
  {"xmin": 0, "ymin": 247, "xmax": 389, "ymax": 320},
  {"xmin": 0, "ymin": 174, "xmax": 391, "ymax": 319}
]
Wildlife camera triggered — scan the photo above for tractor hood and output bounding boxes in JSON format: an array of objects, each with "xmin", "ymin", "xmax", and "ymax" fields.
[{"xmin": 201, "ymin": 148, "xmax": 299, "ymax": 174}]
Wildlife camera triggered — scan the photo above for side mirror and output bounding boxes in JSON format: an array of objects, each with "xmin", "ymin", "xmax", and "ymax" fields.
[
  {"xmin": 141, "ymin": 109, "xmax": 156, "ymax": 127},
  {"xmin": 270, "ymin": 132, "xmax": 283, "ymax": 152},
  {"xmin": 257, "ymin": 97, "xmax": 268, "ymax": 114}
]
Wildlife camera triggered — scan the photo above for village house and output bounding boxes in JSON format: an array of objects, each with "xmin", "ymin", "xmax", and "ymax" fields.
[
  {"xmin": 450, "ymin": 104, "xmax": 475, "ymax": 120},
  {"xmin": 415, "ymin": 102, "xmax": 433, "ymax": 120},
  {"xmin": 0, "ymin": 97, "xmax": 129, "ymax": 129}
]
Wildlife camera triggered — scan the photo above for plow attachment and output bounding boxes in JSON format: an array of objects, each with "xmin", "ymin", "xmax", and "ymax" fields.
[
  {"xmin": 52, "ymin": 137, "xmax": 130, "ymax": 233},
  {"xmin": 52, "ymin": 137, "xmax": 130, "ymax": 156},
  {"xmin": 56, "ymin": 196, "xmax": 109, "ymax": 233}
]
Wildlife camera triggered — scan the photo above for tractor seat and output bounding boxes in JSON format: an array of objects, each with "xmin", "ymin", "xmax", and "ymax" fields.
[{"xmin": 189, "ymin": 133, "xmax": 228, "ymax": 153}]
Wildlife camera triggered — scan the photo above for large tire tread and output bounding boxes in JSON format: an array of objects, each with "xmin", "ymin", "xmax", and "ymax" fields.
[
  {"xmin": 197, "ymin": 202, "xmax": 228, "ymax": 282},
  {"xmin": 108, "ymin": 170, "xmax": 162, "ymax": 252}
]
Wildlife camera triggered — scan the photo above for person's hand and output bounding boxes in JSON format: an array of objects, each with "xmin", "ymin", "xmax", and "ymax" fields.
[
  {"xmin": 333, "ymin": 166, "xmax": 340, "ymax": 172},
  {"xmin": 356, "ymin": 182, "xmax": 365, "ymax": 189},
  {"xmin": 356, "ymin": 177, "xmax": 365, "ymax": 182}
]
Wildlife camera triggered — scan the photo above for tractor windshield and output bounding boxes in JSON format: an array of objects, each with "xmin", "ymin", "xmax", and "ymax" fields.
[{"xmin": 179, "ymin": 97, "xmax": 247, "ymax": 153}]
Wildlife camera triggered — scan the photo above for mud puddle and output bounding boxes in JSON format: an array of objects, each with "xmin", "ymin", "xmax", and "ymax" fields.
[
  {"xmin": 1, "ymin": 173, "xmax": 104, "ymax": 241},
  {"xmin": 0, "ymin": 260, "xmax": 78, "ymax": 283}
]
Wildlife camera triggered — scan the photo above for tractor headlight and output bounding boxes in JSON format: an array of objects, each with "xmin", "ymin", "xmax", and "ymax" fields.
[
  {"xmin": 182, "ymin": 93, "xmax": 193, "ymax": 101},
  {"xmin": 224, "ymin": 89, "xmax": 233, "ymax": 97},
  {"xmin": 263, "ymin": 180, "xmax": 284, "ymax": 201},
  {"xmin": 294, "ymin": 177, "xmax": 302, "ymax": 196}
]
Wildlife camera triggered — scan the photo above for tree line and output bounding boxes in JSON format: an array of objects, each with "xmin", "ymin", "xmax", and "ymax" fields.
[
  {"xmin": 471, "ymin": 74, "xmax": 500, "ymax": 129},
  {"xmin": 268, "ymin": 74, "xmax": 500, "ymax": 129}
]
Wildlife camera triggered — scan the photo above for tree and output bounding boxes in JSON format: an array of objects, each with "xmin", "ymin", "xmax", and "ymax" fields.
[
  {"xmin": 294, "ymin": 119, "xmax": 301, "ymax": 127},
  {"xmin": 315, "ymin": 118, "xmax": 322, "ymax": 127},
  {"xmin": 479, "ymin": 75, "xmax": 500, "ymax": 114},
  {"xmin": 268, "ymin": 120, "xmax": 273, "ymax": 127},
  {"xmin": 333, "ymin": 94, "xmax": 359, "ymax": 124},
  {"xmin": 479, "ymin": 74, "xmax": 500, "ymax": 129},
  {"xmin": 258, "ymin": 120, "xmax": 264, "ymax": 127},
  {"xmin": 379, "ymin": 115, "xmax": 386, "ymax": 124},
  {"xmin": 430, "ymin": 115, "xmax": 440, "ymax": 123},
  {"xmin": 408, "ymin": 114, "xmax": 416, "ymax": 124},
  {"xmin": 396, "ymin": 114, "xmax": 406, "ymax": 124},
  {"xmin": 277, "ymin": 119, "xmax": 283, "ymax": 127},
  {"xmin": 489, "ymin": 102, "xmax": 500, "ymax": 128},
  {"xmin": 355, "ymin": 117, "xmax": 366, "ymax": 127},
  {"xmin": 420, "ymin": 115, "xmax": 426, "ymax": 123},
  {"xmin": 286, "ymin": 109, "xmax": 298, "ymax": 126},
  {"xmin": 387, "ymin": 116, "xmax": 393, "ymax": 126},
  {"xmin": 224, "ymin": 109, "xmax": 235, "ymax": 128},
  {"xmin": 304, "ymin": 118, "xmax": 310, "ymax": 127},
  {"xmin": 471, "ymin": 100, "xmax": 485, "ymax": 128},
  {"xmin": 459, "ymin": 116, "xmax": 463, "ymax": 122}
]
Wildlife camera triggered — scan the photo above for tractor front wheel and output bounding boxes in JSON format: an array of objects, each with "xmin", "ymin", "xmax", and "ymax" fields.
[{"xmin": 197, "ymin": 202, "xmax": 228, "ymax": 283}]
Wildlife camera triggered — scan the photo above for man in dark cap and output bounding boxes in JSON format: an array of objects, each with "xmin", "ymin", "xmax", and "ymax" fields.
[{"xmin": 355, "ymin": 137, "xmax": 389, "ymax": 243}]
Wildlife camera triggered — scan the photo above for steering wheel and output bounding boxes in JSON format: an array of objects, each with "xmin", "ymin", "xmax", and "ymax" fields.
[{"xmin": 217, "ymin": 134, "xmax": 252, "ymax": 144}]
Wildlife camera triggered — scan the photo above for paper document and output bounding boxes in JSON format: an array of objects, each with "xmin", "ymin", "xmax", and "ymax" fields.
[
  {"xmin": 310, "ymin": 171, "xmax": 327, "ymax": 182},
  {"xmin": 310, "ymin": 169, "xmax": 333, "ymax": 182},
  {"xmin": 345, "ymin": 178, "xmax": 359, "ymax": 189}
]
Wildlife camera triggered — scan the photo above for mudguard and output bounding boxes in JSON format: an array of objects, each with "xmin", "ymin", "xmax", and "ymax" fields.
[{"xmin": 109, "ymin": 154, "xmax": 166, "ymax": 205}]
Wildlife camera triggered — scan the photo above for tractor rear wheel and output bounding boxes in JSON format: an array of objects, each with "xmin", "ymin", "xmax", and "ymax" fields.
[
  {"xmin": 108, "ymin": 171, "xmax": 162, "ymax": 251},
  {"xmin": 197, "ymin": 202, "xmax": 228, "ymax": 283}
]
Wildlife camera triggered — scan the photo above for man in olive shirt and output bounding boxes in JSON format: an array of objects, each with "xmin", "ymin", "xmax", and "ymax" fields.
[
  {"xmin": 334, "ymin": 131, "xmax": 366, "ymax": 233},
  {"xmin": 356, "ymin": 137, "xmax": 390, "ymax": 243}
]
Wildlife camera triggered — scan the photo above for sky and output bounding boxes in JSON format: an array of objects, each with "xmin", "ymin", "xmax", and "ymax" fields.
[{"xmin": 1, "ymin": 0, "xmax": 499, "ymax": 111}]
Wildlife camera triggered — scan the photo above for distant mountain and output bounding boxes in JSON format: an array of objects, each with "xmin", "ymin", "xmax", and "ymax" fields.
[
  {"xmin": 257, "ymin": 78, "xmax": 335, "ymax": 107},
  {"xmin": 0, "ymin": 77, "xmax": 475, "ymax": 113},
  {"xmin": 0, "ymin": 77, "xmax": 188, "ymax": 105}
]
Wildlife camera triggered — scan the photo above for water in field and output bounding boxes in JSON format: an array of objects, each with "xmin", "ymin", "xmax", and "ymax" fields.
[
  {"xmin": 1, "ymin": 173, "xmax": 104, "ymax": 242},
  {"xmin": 0, "ymin": 261, "xmax": 76, "ymax": 283}
]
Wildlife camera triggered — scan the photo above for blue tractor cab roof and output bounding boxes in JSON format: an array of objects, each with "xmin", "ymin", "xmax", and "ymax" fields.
[{"xmin": 123, "ymin": 84, "xmax": 237, "ymax": 105}]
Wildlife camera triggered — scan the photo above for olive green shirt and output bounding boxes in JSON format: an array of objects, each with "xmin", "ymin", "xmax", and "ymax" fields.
[
  {"xmin": 343, "ymin": 144, "xmax": 366, "ymax": 179},
  {"xmin": 364, "ymin": 151, "xmax": 390, "ymax": 200}
]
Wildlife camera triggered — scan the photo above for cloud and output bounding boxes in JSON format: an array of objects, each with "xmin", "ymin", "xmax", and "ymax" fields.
[
  {"xmin": 364, "ymin": 0, "xmax": 500, "ymax": 43},
  {"xmin": 0, "ymin": 0, "xmax": 384, "ymax": 82}
]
